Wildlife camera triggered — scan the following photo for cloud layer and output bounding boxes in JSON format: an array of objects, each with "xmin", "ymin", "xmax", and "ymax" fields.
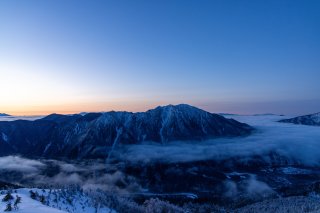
[
  {"xmin": 0, "ymin": 116, "xmax": 44, "ymax": 121},
  {"xmin": 0, "ymin": 156, "xmax": 45, "ymax": 172},
  {"xmin": 116, "ymin": 115, "xmax": 320, "ymax": 166}
]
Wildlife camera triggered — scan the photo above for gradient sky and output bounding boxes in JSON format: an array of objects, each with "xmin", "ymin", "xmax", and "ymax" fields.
[{"xmin": 0, "ymin": 0, "xmax": 319, "ymax": 115}]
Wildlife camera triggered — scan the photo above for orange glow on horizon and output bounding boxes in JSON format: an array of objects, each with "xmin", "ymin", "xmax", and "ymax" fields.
[
  {"xmin": 1, "ymin": 101, "xmax": 248, "ymax": 116},
  {"xmin": 1, "ymin": 101, "xmax": 178, "ymax": 116}
]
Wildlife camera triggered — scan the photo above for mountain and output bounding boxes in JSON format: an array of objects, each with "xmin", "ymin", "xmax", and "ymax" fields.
[
  {"xmin": 0, "ymin": 113, "xmax": 10, "ymax": 116},
  {"xmin": 279, "ymin": 112, "xmax": 320, "ymax": 126},
  {"xmin": 0, "ymin": 104, "xmax": 253, "ymax": 159}
]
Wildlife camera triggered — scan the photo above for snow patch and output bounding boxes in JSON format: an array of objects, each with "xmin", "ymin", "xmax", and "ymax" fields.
[{"xmin": 1, "ymin": 132, "xmax": 8, "ymax": 142}]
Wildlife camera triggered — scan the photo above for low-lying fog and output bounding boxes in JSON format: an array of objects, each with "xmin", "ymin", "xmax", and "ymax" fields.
[
  {"xmin": 0, "ymin": 116, "xmax": 44, "ymax": 121},
  {"xmin": 115, "ymin": 115, "xmax": 320, "ymax": 166}
]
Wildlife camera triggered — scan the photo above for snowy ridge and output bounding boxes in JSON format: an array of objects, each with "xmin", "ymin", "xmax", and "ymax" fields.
[
  {"xmin": 0, "ymin": 189, "xmax": 66, "ymax": 213},
  {"xmin": 279, "ymin": 112, "xmax": 320, "ymax": 126}
]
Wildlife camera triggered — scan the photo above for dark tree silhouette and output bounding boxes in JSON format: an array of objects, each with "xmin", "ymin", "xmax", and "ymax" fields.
[
  {"xmin": 4, "ymin": 203, "xmax": 12, "ymax": 211},
  {"xmin": 2, "ymin": 192, "xmax": 13, "ymax": 202},
  {"xmin": 13, "ymin": 195, "xmax": 21, "ymax": 210},
  {"xmin": 30, "ymin": 190, "xmax": 37, "ymax": 200},
  {"xmin": 40, "ymin": 195, "xmax": 46, "ymax": 204}
]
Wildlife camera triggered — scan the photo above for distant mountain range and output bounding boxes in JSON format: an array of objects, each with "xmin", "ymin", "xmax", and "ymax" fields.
[
  {"xmin": 279, "ymin": 112, "xmax": 320, "ymax": 126},
  {"xmin": 0, "ymin": 113, "xmax": 10, "ymax": 116},
  {"xmin": 0, "ymin": 104, "xmax": 253, "ymax": 159}
]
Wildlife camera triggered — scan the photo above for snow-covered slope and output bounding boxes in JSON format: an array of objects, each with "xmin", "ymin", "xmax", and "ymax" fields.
[
  {"xmin": 0, "ymin": 188, "xmax": 115, "ymax": 213},
  {"xmin": 0, "ymin": 189, "xmax": 65, "ymax": 213},
  {"xmin": 279, "ymin": 112, "xmax": 320, "ymax": 126},
  {"xmin": 0, "ymin": 104, "xmax": 253, "ymax": 159}
]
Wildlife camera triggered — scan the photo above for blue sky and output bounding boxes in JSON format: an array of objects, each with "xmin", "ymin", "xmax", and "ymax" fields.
[{"xmin": 0, "ymin": 0, "xmax": 319, "ymax": 115}]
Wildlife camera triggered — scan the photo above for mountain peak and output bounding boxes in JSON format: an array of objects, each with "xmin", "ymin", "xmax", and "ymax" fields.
[
  {"xmin": 41, "ymin": 113, "xmax": 82, "ymax": 123},
  {"xmin": 156, "ymin": 103, "xmax": 199, "ymax": 110},
  {"xmin": 151, "ymin": 104, "xmax": 208, "ymax": 116}
]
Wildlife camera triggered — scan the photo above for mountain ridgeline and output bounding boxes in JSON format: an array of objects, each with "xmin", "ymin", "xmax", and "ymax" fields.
[
  {"xmin": 0, "ymin": 113, "xmax": 10, "ymax": 117},
  {"xmin": 279, "ymin": 112, "xmax": 320, "ymax": 126},
  {"xmin": 0, "ymin": 104, "xmax": 253, "ymax": 159}
]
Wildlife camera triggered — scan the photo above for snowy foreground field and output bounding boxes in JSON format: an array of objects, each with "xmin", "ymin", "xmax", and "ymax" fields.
[
  {"xmin": 2, "ymin": 188, "xmax": 320, "ymax": 212},
  {"xmin": 0, "ymin": 188, "xmax": 115, "ymax": 213}
]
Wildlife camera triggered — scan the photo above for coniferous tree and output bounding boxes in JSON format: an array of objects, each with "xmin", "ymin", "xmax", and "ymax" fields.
[
  {"xmin": 30, "ymin": 190, "xmax": 37, "ymax": 200},
  {"xmin": 40, "ymin": 195, "xmax": 46, "ymax": 204},
  {"xmin": 2, "ymin": 192, "xmax": 13, "ymax": 202},
  {"xmin": 13, "ymin": 195, "xmax": 21, "ymax": 210},
  {"xmin": 4, "ymin": 203, "xmax": 12, "ymax": 211}
]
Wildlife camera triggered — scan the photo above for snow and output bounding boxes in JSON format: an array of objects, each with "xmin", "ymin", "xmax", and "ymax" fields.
[
  {"xmin": 0, "ymin": 189, "xmax": 66, "ymax": 213},
  {"xmin": 310, "ymin": 112, "xmax": 320, "ymax": 123},
  {"xmin": 106, "ymin": 127, "xmax": 123, "ymax": 163},
  {"xmin": 43, "ymin": 143, "xmax": 52, "ymax": 154},
  {"xmin": 160, "ymin": 106, "xmax": 173, "ymax": 143},
  {"xmin": 280, "ymin": 112, "xmax": 320, "ymax": 125},
  {"xmin": 1, "ymin": 133, "xmax": 8, "ymax": 142},
  {"xmin": 280, "ymin": 167, "xmax": 312, "ymax": 175},
  {"xmin": 0, "ymin": 188, "xmax": 116, "ymax": 213}
]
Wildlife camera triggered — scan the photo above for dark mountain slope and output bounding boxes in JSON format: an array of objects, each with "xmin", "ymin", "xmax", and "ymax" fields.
[{"xmin": 0, "ymin": 104, "xmax": 253, "ymax": 158}]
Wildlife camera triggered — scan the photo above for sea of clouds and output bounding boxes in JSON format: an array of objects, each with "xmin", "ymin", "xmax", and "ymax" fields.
[
  {"xmin": 0, "ymin": 116, "xmax": 44, "ymax": 121},
  {"xmin": 0, "ymin": 156, "xmax": 140, "ymax": 194},
  {"xmin": 115, "ymin": 115, "xmax": 320, "ymax": 166}
]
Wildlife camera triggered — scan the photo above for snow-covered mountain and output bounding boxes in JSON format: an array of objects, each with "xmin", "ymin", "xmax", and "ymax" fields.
[
  {"xmin": 0, "ymin": 104, "xmax": 253, "ymax": 158},
  {"xmin": 279, "ymin": 112, "xmax": 320, "ymax": 126}
]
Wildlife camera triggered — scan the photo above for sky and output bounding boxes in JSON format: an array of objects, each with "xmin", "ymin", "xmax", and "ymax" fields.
[{"xmin": 0, "ymin": 0, "xmax": 319, "ymax": 116}]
